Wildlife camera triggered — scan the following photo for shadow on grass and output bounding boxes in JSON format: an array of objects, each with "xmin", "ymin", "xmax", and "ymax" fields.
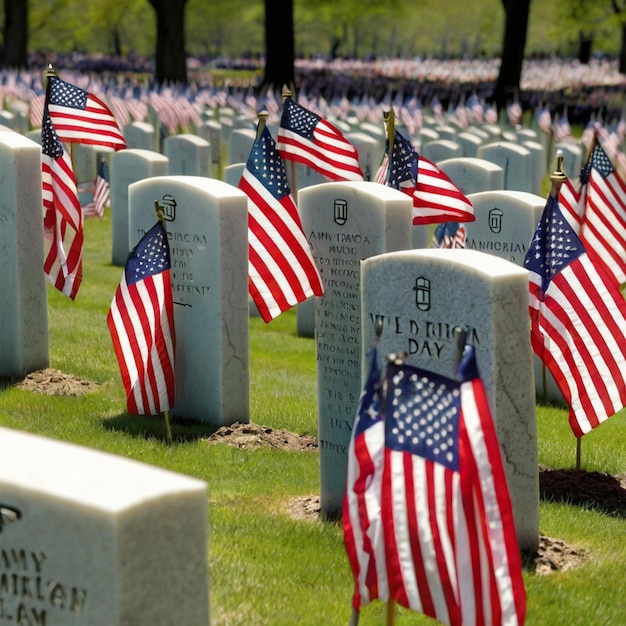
[
  {"xmin": 102, "ymin": 413, "xmax": 218, "ymax": 443},
  {"xmin": 539, "ymin": 467, "xmax": 626, "ymax": 518}
]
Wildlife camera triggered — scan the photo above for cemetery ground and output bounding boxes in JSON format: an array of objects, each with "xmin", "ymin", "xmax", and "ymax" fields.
[{"xmin": 0, "ymin": 212, "xmax": 625, "ymax": 625}]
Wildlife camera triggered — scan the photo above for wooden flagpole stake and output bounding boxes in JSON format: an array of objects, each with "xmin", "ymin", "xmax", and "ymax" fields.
[
  {"xmin": 576, "ymin": 437, "xmax": 582, "ymax": 470},
  {"xmin": 386, "ymin": 600, "xmax": 396, "ymax": 626},
  {"xmin": 348, "ymin": 607, "xmax": 360, "ymax": 625},
  {"xmin": 281, "ymin": 84, "xmax": 298, "ymax": 196},
  {"xmin": 154, "ymin": 199, "xmax": 173, "ymax": 446}
]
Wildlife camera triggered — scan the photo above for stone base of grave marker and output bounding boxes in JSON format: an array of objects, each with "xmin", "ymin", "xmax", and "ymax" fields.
[{"xmin": 0, "ymin": 427, "xmax": 209, "ymax": 626}]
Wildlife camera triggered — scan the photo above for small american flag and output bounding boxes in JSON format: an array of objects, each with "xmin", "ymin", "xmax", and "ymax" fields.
[
  {"xmin": 82, "ymin": 160, "xmax": 110, "ymax": 218},
  {"xmin": 382, "ymin": 347, "xmax": 526, "ymax": 624},
  {"xmin": 277, "ymin": 97, "xmax": 364, "ymax": 182},
  {"xmin": 239, "ymin": 125, "xmax": 324, "ymax": 323},
  {"xmin": 525, "ymin": 194, "xmax": 626, "ymax": 436},
  {"xmin": 580, "ymin": 141, "xmax": 626, "ymax": 286},
  {"xmin": 41, "ymin": 109, "xmax": 83, "ymax": 300},
  {"xmin": 343, "ymin": 348, "xmax": 388, "ymax": 610},
  {"xmin": 107, "ymin": 221, "xmax": 176, "ymax": 415},
  {"xmin": 376, "ymin": 129, "xmax": 474, "ymax": 225},
  {"xmin": 432, "ymin": 222, "xmax": 467, "ymax": 248},
  {"xmin": 47, "ymin": 76, "xmax": 126, "ymax": 150}
]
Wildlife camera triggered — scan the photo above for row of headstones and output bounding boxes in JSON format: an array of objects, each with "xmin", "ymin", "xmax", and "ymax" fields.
[
  {"xmin": 1, "ymin": 123, "xmax": 541, "ymax": 552},
  {"xmin": 1, "ymin": 172, "xmax": 540, "ymax": 624}
]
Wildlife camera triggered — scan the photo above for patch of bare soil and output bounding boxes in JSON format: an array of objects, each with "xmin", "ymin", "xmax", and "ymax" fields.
[
  {"xmin": 15, "ymin": 368, "xmax": 99, "ymax": 396},
  {"xmin": 206, "ymin": 421, "xmax": 318, "ymax": 452}
]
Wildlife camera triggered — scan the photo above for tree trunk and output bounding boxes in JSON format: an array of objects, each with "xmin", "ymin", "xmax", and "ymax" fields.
[
  {"xmin": 578, "ymin": 31, "xmax": 593, "ymax": 65},
  {"xmin": 494, "ymin": 0, "xmax": 531, "ymax": 112},
  {"xmin": 148, "ymin": 0, "xmax": 188, "ymax": 85},
  {"xmin": 2, "ymin": 0, "xmax": 28, "ymax": 69},
  {"xmin": 262, "ymin": 0, "xmax": 294, "ymax": 90},
  {"xmin": 620, "ymin": 23, "xmax": 626, "ymax": 74}
]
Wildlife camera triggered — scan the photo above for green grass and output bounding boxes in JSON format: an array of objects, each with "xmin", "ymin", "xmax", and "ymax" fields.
[{"xmin": 1, "ymin": 211, "xmax": 625, "ymax": 625}]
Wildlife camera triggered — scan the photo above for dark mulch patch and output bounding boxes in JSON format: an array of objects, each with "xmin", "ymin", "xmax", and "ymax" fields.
[{"xmin": 539, "ymin": 467, "xmax": 626, "ymax": 518}]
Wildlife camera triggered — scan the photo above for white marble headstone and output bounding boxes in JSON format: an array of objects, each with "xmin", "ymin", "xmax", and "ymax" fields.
[
  {"xmin": 123, "ymin": 121, "xmax": 157, "ymax": 151},
  {"xmin": 361, "ymin": 249, "xmax": 538, "ymax": 551},
  {"xmin": 421, "ymin": 139, "xmax": 463, "ymax": 163},
  {"xmin": 477, "ymin": 141, "xmax": 533, "ymax": 193},
  {"xmin": 438, "ymin": 157, "xmax": 504, "ymax": 195},
  {"xmin": 0, "ymin": 427, "xmax": 209, "ymax": 625},
  {"xmin": 298, "ymin": 181, "xmax": 413, "ymax": 518},
  {"xmin": 129, "ymin": 176, "xmax": 249, "ymax": 426},
  {"xmin": 345, "ymin": 131, "xmax": 380, "ymax": 181},
  {"xmin": 110, "ymin": 149, "xmax": 169, "ymax": 266},
  {"xmin": 227, "ymin": 128, "xmax": 256, "ymax": 164},
  {"xmin": 163, "ymin": 134, "xmax": 211, "ymax": 176},
  {"xmin": 0, "ymin": 133, "xmax": 49, "ymax": 377},
  {"xmin": 464, "ymin": 190, "xmax": 564, "ymax": 404}
]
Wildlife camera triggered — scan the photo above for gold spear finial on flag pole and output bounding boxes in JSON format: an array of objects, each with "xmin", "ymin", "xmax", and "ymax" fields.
[
  {"xmin": 153, "ymin": 200, "xmax": 173, "ymax": 445},
  {"xmin": 383, "ymin": 108, "xmax": 395, "ymax": 145},
  {"xmin": 43, "ymin": 63, "xmax": 57, "ymax": 88},
  {"xmin": 256, "ymin": 110, "xmax": 269, "ymax": 141},
  {"xmin": 549, "ymin": 149, "xmax": 567, "ymax": 194}
]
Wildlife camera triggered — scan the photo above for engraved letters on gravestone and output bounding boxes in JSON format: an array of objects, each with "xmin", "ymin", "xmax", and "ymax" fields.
[{"xmin": 298, "ymin": 181, "xmax": 413, "ymax": 518}]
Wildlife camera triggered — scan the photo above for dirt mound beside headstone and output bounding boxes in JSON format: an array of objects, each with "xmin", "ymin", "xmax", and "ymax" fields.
[
  {"xmin": 206, "ymin": 421, "xmax": 317, "ymax": 452},
  {"xmin": 15, "ymin": 368, "xmax": 99, "ymax": 396}
]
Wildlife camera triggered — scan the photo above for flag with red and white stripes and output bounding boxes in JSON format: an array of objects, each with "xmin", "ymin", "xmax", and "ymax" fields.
[
  {"xmin": 579, "ymin": 141, "xmax": 626, "ymax": 285},
  {"xmin": 343, "ymin": 347, "xmax": 389, "ymax": 610},
  {"xmin": 47, "ymin": 76, "xmax": 126, "ymax": 150},
  {"xmin": 41, "ymin": 109, "xmax": 83, "ymax": 300},
  {"xmin": 381, "ymin": 347, "xmax": 526, "ymax": 625},
  {"xmin": 239, "ymin": 125, "xmax": 324, "ymax": 323},
  {"xmin": 82, "ymin": 160, "xmax": 110, "ymax": 218},
  {"xmin": 525, "ymin": 194, "xmax": 626, "ymax": 437},
  {"xmin": 277, "ymin": 97, "xmax": 364, "ymax": 182},
  {"xmin": 107, "ymin": 221, "xmax": 176, "ymax": 415},
  {"xmin": 375, "ymin": 129, "xmax": 474, "ymax": 225}
]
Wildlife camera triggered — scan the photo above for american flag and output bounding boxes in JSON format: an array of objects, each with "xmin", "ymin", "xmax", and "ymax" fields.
[
  {"xmin": 343, "ymin": 348, "xmax": 389, "ymax": 610},
  {"xmin": 525, "ymin": 194, "xmax": 626, "ymax": 437},
  {"xmin": 41, "ymin": 109, "xmax": 83, "ymax": 300},
  {"xmin": 46, "ymin": 76, "xmax": 126, "ymax": 150},
  {"xmin": 558, "ymin": 177, "xmax": 585, "ymax": 234},
  {"xmin": 277, "ymin": 96, "xmax": 364, "ymax": 182},
  {"xmin": 579, "ymin": 141, "xmax": 626, "ymax": 286},
  {"xmin": 432, "ymin": 222, "xmax": 467, "ymax": 248},
  {"xmin": 82, "ymin": 159, "xmax": 110, "ymax": 218},
  {"xmin": 382, "ymin": 347, "xmax": 526, "ymax": 625},
  {"xmin": 376, "ymin": 129, "xmax": 474, "ymax": 225},
  {"xmin": 239, "ymin": 125, "xmax": 324, "ymax": 323},
  {"xmin": 107, "ymin": 221, "xmax": 176, "ymax": 415}
]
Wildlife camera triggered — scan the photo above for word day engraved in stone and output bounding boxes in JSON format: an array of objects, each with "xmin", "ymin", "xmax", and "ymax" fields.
[{"xmin": 298, "ymin": 181, "xmax": 413, "ymax": 518}]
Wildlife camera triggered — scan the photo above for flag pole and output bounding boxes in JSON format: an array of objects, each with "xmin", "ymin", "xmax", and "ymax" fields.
[
  {"xmin": 281, "ymin": 84, "xmax": 298, "ymax": 196},
  {"xmin": 256, "ymin": 109, "xmax": 269, "ymax": 140},
  {"xmin": 153, "ymin": 199, "xmax": 173, "ymax": 446},
  {"xmin": 548, "ymin": 150, "xmax": 583, "ymax": 469},
  {"xmin": 386, "ymin": 599, "xmax": 396, "ymax": 626}
]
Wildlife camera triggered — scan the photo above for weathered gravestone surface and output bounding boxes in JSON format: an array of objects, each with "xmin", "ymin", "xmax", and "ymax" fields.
[
  {"xmin": 465, "ymin": 190, "xmax": 565, "ymax": 406},
  {"xmin": 223, "ymin": 162, "xmax": 245, "ymax": 187},
  {"xmin": 298, "ymin": 181, "xmax": 413, "ymax": 518},
  {"xmin": 123, "ymin": 121, "xmax": 157, "ymax": 151},
  {"xmin": 477, "ymin": 141, "xmax": 533, "ymax": 193},
  {"xmin": 438, "ymin": 157, "xmax": 504, "ymax": 195},
  {"xmin": 361, "ymin": 249, "xmax": 539, "ymax": 551},
  {"xmin": 456, "ymin": 131, "xmax": 483, "ymax": 157},
  {"xmin": 521, "ymin": 140, "xmax": 547, "ymax": 195},
  {"xmin": 421, "ymin": 139, "xmax": 463, "ymax": 163},
  {"xmin": 164, "ymin": 134, "xmax": 211, "ymax": 176},
  {"xmin": 0, "ymin": 427, "xmax": 209, "ymax": 625},
  {"xmin": 0, "ymin": 133, "xmax": 49, "ymax": 378},
  {"xmin": 110, "ymin": 148, "xmax": 169, "ymax": 266},
  {"xmin": 227, "ymin": 128, "xmax": 256, "ymax": 165},
  {"xmin": 345, "ymin": 131, "xmax": 380, "ymax": 181},
  {"xmin": 129, "ymin": 176, "xmax": 249, "ymax": 426}
]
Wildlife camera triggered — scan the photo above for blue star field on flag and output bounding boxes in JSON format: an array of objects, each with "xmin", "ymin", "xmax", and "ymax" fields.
[
  {"xmin": 126, "ymin": 222, "xmax": 171, "ymax": 286},
  {"xmin": 524, "ymin": 195, "xmax": 584, "ymax": 294},
  {"xmin": 247, "ymin": 126, "xmax": 291, "ymax": 199}
]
